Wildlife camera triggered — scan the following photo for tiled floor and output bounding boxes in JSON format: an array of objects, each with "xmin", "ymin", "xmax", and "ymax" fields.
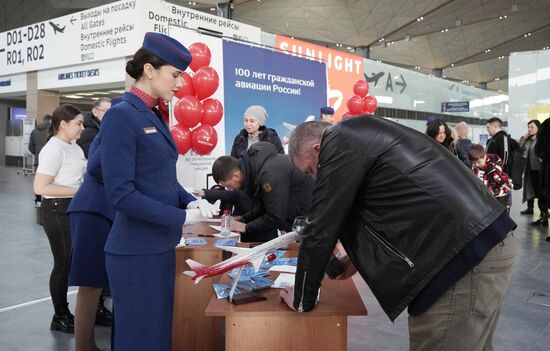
[{"xmin": 0, "ymin": 165, "xmax": 549, "ymax": 350}]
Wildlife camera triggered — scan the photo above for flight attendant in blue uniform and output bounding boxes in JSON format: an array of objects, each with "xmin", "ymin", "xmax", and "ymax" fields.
[
  {"xmin": 68, "ymin": 135, "xmax": 115, "ymax": 351},
  {"xmin": 100, "ymin": 32, "xmax": 218, "ymax": 351}
]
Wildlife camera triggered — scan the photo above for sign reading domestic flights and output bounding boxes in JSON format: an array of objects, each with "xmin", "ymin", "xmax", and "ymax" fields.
[{"xmin": 275, "ymin": 35, "xmax": 363, "ymax": 121}]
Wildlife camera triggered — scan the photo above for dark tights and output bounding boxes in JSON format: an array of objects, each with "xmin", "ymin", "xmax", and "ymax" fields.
[
  {"xmin": 41, "ymin": 198, "xmax": 72, "ymax": 315},
  {"xmin": 527, "ymin": 170, "xmax": 548, "ymax": 215}
]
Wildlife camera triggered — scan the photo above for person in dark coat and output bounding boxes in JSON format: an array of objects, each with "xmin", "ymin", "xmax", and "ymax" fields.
[
  {"xmin": 230, "ymin": 105, "xmax": 284, "ymax": 159},
  {"xmin": 28, "ymin": 114, "xmax": 52, "ymax": 163},
  {"xmin": 212, "ymin": 142, "xmax": 313, "ymax": 242},
  {"xmin": 486, "ymin": 117, "xmax": 508, "ymax": 162},
  {"xmin": 281, "ymin": 119, "xmax": 516, "ymax": 351},
  {"xmin": 519, "ymin": 120, "xmax": 547, "ymax": 224},
  {"xmin": 77, "ymin": 97, "xmax": 111, "ymax": 158},
  {"xmin": 534, "ymin": 118, "xmax": 550, "ymax": 239}
]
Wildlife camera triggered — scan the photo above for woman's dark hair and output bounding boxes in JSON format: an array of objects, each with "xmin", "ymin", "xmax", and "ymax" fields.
[
  {"xmin": 426, "ymin": 119, "xmax": 453, "ymax": 149},
  {"xmin": 528, "ymin": 119, "xmax": 541, "ymax": 129},
  {"xmin": 126, "ymin": 48, "xmax": 168, "ymax": 79},
  {"xmin": 49, "ymin": 104, "xmax": 82, "ymax": 138}
]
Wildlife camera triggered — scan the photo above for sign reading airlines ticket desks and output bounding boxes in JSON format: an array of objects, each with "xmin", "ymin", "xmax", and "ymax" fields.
[{"xmin": 275, "ymin": 35, "xmax": 364, "ymax": 122}]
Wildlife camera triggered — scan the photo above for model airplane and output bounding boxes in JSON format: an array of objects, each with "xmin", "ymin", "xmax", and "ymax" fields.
[{"xmin": 184, "ymin": 231, "xmax": 300, "ymax": 284}]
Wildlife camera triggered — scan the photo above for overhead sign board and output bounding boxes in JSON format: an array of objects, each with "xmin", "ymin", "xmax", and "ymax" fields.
[
  {"xmin": 0, "ymin": 0, "xmax": 143, "ymax": 75},
  {"xmin": 0, "ymin": 0, "xmax": 261, "ymax": 76},
  {"xmin": 37, "ymin": 58, "xmax": 127, "ymax": 90},
  {"xmin": 0, "ymin": 73, "xmax": 27, "ymax": 94},
  {"xmin": 441, "ymin": 101, "xmax": 470, "ymax": 112}
]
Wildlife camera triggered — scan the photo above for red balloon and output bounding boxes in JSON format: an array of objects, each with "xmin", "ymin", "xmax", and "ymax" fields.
[
  {"xmin": 175, "ymin": 72, "xmax": 195, "ymax": 99},
  {"xmin": 188, "ymin": 43, "xmax": 212, "ymax": 72},
  {"xmin": 170, "ymin": 124, "xmax": 191, "ymax": 155},
  {"xmin": 174, "ymin": 95, "xmax": 203, "ymax": 128},
  {"xmin": 347, "ymin": 95, "xmax": 365, "ymax": 115},
  {"xmin": 353, "ymin": 80, "xmax": 369, "ymax": 98},
  {"xmin": 193, "ymin": 66, "xmax": 219, "ymax": 100},
  {"xmin": 201, "ymin": 98, "xmax": 223, "ymax": 126},
  {"xmin": 363, "ymin": 96, "xmax": 378, "ymax": 114},
  {"xmin": 191, "ymin": 124, "xmax": 218, "ymax": 155}
]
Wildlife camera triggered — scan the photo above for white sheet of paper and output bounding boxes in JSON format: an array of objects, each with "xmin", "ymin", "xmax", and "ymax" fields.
[
  {"xmin": 271, "ymin": 273, "xmax": 296, "ymax": 289},
  {"xmin": 269, "ymin": 265, "xmax": 297, "ymax": 274},
  {"xmin": 176, "ymin": 237, "xmax": 186, "ymax": 247},
  {"xmin": 212, "ymin": 233, "xmax": 240, "ymax": 238},
  {"xmin": 209, "ymin": 225, "xmax": 240, "ymax": 236}
]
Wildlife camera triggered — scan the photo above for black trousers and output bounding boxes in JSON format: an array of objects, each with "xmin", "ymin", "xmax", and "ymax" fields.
[
  {"xmin": 527, "ymin": 170, "xmax": 547, "ymax": 215},
  {"xmin": 41, "ymin": 198, "xmax": 72, "ymax": 315}
]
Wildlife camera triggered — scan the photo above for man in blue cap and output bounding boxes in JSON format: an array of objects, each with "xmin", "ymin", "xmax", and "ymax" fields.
[
  {"xmin": 320, "ymin": 106, "xmax": 335, "ymax": 124},
  {"xmin": 100, "ymin": 32, "xmax": 219, "ymax": 351}
]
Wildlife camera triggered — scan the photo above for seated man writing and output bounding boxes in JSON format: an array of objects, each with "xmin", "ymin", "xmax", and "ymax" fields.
[{"xmin": 211, "ymin": 142, "xmax": 313, "ymax": 242}]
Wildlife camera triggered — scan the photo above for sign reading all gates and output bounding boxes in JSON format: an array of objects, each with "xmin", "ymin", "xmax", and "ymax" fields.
[
  {"xmin": 441, "ymin": 101, "xmax": 470, "ymax": 113},
  {"xmin": 0, "ymin": 0, "xmax": 261, "ymax": 76}
]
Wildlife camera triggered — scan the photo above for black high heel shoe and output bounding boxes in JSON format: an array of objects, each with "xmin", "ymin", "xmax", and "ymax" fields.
[
  {"xmin": 96, "ymin": 295, "xmax": 113, "ymax": 326},
  {"xmin": 50, "ymin": 311, "xmax": 74, "ymax": 333}
]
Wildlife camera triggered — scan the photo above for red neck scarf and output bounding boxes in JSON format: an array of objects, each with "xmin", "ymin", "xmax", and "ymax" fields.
[{"xmin": 129, "ymin": 86, "xmax": 169, "ymax": 123}]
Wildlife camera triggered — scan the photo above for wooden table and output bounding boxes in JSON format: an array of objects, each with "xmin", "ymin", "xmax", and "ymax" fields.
[
  {"xmin": 172, "ymin": 221, "xmax": 228, "ymax": 351},
  {"xmin": 204, "ymin": 247, "xmax": 368, "ymax": 351}
]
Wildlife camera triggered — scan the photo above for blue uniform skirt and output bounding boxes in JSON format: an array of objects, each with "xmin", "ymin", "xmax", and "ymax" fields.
[
  {"xmin": 106, "ymin": 249, "xmax": 175, "ymax": 351},
  {"xmin": 69, "ymin": 212, "xmax": 112, "ymax": 288}
]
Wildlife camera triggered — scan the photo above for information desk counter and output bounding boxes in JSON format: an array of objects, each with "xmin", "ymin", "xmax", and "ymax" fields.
[
  {"xmin": 173, "ymin": 221, "xmax": 227, "ymax": 351},
  {"xmin": 204, "ymin": 246, "xmax": 368, "ymax": 351}
]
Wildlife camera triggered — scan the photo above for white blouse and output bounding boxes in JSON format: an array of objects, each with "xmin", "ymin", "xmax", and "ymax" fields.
[{"xmin": 36, "ymin": 136, "xmax": 87, "ymax": 199}]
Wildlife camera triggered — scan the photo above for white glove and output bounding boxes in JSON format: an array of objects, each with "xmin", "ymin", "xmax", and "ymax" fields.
[
  {"xmin": 187, "ymin": 199, "xmax": 221, "ymax": 218},
  {"xmin": 184, "ymin": 209, "xmax": 206, "ymax": 225}
]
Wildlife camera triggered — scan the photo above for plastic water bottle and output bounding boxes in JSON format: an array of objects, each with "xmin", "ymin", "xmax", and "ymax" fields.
[{"xmin": 220, "ymin": 210, "xmax": 231, "ymax": 238}]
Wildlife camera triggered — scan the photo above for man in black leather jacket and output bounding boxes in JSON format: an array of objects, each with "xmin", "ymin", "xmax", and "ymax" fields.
[{"xmin": 282, "ymin": 118, "xmax": 517, "ymax": 350}]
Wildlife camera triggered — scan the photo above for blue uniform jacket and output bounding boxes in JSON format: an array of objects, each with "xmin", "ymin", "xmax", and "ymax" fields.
[
  {"xmin": 101, "ymin": 92, "xmax": 195, "ymax": 255},
  {"xmin": 67, "ymin": 134, "xmax": 116, "ymax": 221}
]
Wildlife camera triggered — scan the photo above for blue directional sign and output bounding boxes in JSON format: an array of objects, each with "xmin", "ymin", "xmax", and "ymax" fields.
[{"xmin": 441, "ymin": 101, "xmax": 469, "ymax": 113}]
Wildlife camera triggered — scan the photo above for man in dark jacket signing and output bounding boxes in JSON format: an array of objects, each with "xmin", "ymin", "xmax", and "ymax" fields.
[
  {"xmin": 281, "ymin": 118, "xmax": 517, "ymax": 351},
  {"xmin": 212, "ymin": 142, "xmax": 313, "ymax": 242}
]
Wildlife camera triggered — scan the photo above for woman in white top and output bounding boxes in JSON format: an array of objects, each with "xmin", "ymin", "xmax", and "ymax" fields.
[{"xmin": 34, "ymin": 104, "xmax": 86, "ymax": 334}]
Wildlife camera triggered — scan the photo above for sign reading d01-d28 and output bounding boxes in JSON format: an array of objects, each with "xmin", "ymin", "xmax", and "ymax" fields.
[
  {"xmin": 0, "ymin": 14, "xmax": 80, "ymax": 74},
  {"xmin": 4, "ymin": 22, "xmax": 48, "ymax": 67}
]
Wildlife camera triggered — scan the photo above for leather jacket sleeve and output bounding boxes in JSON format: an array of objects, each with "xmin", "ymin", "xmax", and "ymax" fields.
[{"xmin": 293, "ymin": 128, "xmax": 369, "ymax": 311}]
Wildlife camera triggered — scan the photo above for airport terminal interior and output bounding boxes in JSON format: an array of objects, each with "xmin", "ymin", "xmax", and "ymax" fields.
[{"xmin": 1, "ymin": 0, "xmax": 550, "ymax": 350}]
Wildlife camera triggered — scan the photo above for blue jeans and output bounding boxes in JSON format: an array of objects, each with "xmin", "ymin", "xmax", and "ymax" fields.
[{"xmin": 409, "ymin": 232, "xmax": 516, "ymax": 351}]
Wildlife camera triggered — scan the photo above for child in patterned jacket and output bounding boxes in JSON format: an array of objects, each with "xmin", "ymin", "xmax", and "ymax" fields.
[{"xmin": 468, "ymin": 144, "xmax": 512, "ymax": 211}]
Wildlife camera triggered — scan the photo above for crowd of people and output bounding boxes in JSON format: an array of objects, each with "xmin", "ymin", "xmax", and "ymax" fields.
[{"xmin": 26, "ymin": 31, "xmax": 547, "ymax": 351}]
